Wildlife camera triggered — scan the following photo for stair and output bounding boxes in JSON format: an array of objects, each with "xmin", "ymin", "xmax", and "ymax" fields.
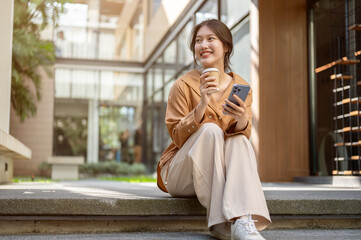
[{"xmin": 0, "ymin": 180, "xmax": 360, "ymax": 235}]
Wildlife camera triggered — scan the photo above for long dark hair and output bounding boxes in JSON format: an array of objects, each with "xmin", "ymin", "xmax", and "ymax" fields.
[{"xmin": 189, "ymin": 19, "xmax": 234, "ymax": 71}]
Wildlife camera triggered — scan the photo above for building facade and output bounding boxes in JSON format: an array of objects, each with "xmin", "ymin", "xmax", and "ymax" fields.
[{"xmin": 10, "ymin": 0, "xmax": 361, "ymax": 181}]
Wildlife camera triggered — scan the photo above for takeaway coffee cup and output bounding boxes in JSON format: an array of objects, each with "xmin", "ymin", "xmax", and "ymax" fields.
[{"xmin": 202, "ymin": 68, "xmax": 220, "ymax": 84}]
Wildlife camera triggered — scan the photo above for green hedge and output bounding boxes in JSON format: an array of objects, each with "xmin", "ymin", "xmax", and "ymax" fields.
[{"xmin": 79, "ymin": 161, "xmax": 147, "ymax": 176}]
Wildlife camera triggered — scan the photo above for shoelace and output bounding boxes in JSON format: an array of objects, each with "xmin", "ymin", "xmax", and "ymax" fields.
[{"xmin": 239, "ymin": 213, "xmax": 259, "ymax": 235}]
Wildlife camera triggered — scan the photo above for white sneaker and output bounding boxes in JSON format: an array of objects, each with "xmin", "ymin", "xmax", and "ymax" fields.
[
  {"xmin": 210, "ymin": 222, "xmax": 231, "ymax": 240},
  {"xmin": 231, "ymin": 214, "xmax": 266, "ymax": 240}
]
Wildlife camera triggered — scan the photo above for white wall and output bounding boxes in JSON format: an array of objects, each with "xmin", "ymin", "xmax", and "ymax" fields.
[{"xmin": 0, "ymin": 0, "xmax": 14, "ymax": 133}]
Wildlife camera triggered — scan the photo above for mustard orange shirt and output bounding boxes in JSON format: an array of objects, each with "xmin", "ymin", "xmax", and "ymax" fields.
[{"xmin": 157, "ymin": 69, "xmax": 252, "ymax": 192}]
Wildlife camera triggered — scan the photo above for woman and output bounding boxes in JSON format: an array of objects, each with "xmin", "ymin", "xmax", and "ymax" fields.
[{"xmin": 157, "ymin": 19, "xmax": 271, "ymax": 240}]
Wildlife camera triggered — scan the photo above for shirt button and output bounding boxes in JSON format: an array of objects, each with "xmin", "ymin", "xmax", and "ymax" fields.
[
  {"xmin": 209, "ymin": 115, "xmax": 212, "ymax": 119},
  {"xmin": 188, "ymin": 129, "xmax": 191, "ymax": 132},
  {"xmin": 192, "ymin": 125, "xmax": 195, "ymax": 128},
  {"xmin": 218, "ymin": 117, "xmax": 221, "ymax": 120}
]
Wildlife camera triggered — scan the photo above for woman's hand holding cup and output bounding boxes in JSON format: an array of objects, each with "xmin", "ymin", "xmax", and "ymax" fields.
[{"xmin": 199, "ymin": 68, "xmax": 220, "ymax": 105}]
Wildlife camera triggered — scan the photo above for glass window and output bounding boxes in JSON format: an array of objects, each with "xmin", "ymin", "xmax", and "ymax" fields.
[
  {"xmin": 130, "ymin": 11, "xmax": 144, "ymax": 61},
  {"xmin": 71, "ymin": 69, "xmax": 99, "ymax": 99},
  {"xmin": 312, "ymin": 0, "xmax": 349, "ymax": 176},
  {"xmin": 55, "ymin": 68, "xmax": 143, "ymax": 104},
  {"xmin": 164, "ymin": 69, "xmax": 176, "ymax": 85},
  {"xmin": 112, "ymin": 72, "xmax": 143, "ymax": 105},
  {"xmin": 164, "ymin": 80, "xmax": 173, "ymax": 103},
  {"xmin": 99, "ymin": 106, "xmax": 136, "ymax": 162},
  {"xmin": 164, "ymin": 40, "xmax": 178, "ymax": 86},
  {"xmin": 178, "ymin": 20, "xmax": 194, "ymax": 68},
  {"xmin": 54, "ymin": 68, "xmax": 143, "ymax": 163},
  {"xmin": 147, "ymin": 68, "xmax": 154, "ymax": 99},
  {"xmin": 53, "ymin": 117, "xmax": 88, "ymax": 156},
  {"xmin": 231, "ymin": 19, "xmax": 251, "ymax": 83},
  {"xmin": 55, "ymin": 68, "xmax": 71, "ymax": 98},
  {"xmin": 98, "ymin": 31, "xmax": 115, "ymax": 60},
  {"xmin": 164, "ymin": 40, "xmax": 177, "ymax": 64},
  {"xmin": 196, "ymin": 0, "xmax": 218, "ymax": 24},
  {"xmin": 221, "ymin": 0, "xmax": 250, "ymax": 27},
  {"xmin": 55, "ymin": 1, "xmax": 144, "ymax": 61},
  {"xmin": 154, "ymin": 67, "xmax": 163, "ymax": 102}
]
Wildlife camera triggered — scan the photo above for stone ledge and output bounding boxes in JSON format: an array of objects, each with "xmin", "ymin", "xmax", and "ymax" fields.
[
  {"xmin": 0, "ymin": 197, "xmax": 360, "ymax": 216},
  {"xmin": 294, "ymin": 176, "xmax": 361, "ymax": 188},
  {"xmin": 0, "ymin": 129, "xmax": 31, "ymax": 160}
]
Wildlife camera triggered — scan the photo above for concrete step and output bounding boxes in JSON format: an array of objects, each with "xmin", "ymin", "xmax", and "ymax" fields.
[
  {"xmin": 1, "ymin": 229, "xmax": 361, "ymax": 240},
  {"xmin": 0, "ymin": 180, "xmax": 360, "ymax": 234}
]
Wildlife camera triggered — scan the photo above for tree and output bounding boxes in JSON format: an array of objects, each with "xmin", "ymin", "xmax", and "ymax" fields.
[{"xmin": 12, "ymin": 0, "xmax": 68, "ymax": 122}]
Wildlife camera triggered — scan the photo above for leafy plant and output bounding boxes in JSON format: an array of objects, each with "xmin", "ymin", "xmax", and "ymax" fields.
[
  {"xmin": 11, "ymin": 0, "xmax": 68, "ymax": 121},
  {"xmin": 79, "ymin": 161, "xmax": 147, "ymax": 176},
  {"xmin": 37, "ymin": 161, "xmax": 51, "ymax": 177}
]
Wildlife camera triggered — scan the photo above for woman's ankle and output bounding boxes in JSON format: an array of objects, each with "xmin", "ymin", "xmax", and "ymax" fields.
[{"xmin": 231, "ymin": 215, "xmax": 247, "ymax": 223}]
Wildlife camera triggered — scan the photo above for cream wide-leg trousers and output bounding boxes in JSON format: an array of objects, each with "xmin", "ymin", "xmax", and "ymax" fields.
[{"xmin": 161, "ymin": 123, "xmax": 271, "ymax": 230}]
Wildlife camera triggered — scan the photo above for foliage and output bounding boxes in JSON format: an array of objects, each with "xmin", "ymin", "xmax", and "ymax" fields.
[
  {"xmin": 99, "ymin": 176, "xmax": 156, "ymax": 183},
  {"xmin": 11, "ymin": 0, "xmax": 68, "ymax": 121},
  {"xmin": 129, "ymin": 163, "xmax": 147, "ymax": 175},
  {"xmin": 79, "ymin": 161, "xmax": 147, "ymax": 176},
  {"xmin": 54, "ymin": 117, "xmax": 87, "ymax": 156},
  {"xmin": 12, "ymin": 177, "xmax": 57, "ymax": 183},
  {"xmin": 37, "ymin": 161, "xmax": 51, "ymax": 177}
]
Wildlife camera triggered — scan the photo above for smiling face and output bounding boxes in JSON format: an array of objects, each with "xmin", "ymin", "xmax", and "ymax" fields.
[{"xmin": 194, "ymin": 26, "xmax": 227, "ymax": 70}]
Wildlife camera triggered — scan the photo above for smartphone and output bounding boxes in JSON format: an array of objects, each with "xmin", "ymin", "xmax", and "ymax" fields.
[{"xmin": 224, "ymin": 84, "xmax": 250, "ymax": 114}]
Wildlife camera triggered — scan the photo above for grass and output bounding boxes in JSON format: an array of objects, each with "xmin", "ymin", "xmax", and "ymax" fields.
[
  {"xmin": 98, "ymin": 175, "xmax": 157, "ymax": 183},
  {"xmin": 12, "ymin": 177, "xmax": 57, "ymax": 183},
  {"xmin": 11, "ymin": 176, "xmax": 156, "ymax": 183}
]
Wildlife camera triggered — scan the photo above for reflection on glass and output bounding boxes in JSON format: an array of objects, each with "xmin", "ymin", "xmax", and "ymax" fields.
[
  {"xmin": 53, "ymin": 117, "xmax": 88, "ymax": 157},
  {"xmin": 221, "ymin": 0, "xmax": 250, "ymax": 27},
  {"xmin": 98, "ymin": 32, "xmax": 115, "ymax": 60},
  {"xmin": 99, "ymin": 106, "xmax": 136, "ymax": 162},
  {"xmin": 55, "ymin": 69, "xmax": 71, "ymax": 98},
  {"xmin": 147, "ymin": 68, "xmax": 154, "ymax": 99},
  {"xmin": 154, "ymin": 67, "xmax": 163, "ymax": 102},
  {"xmin": 164, "ymin": 40, "xmax": 176, "ymax": 64},
  {"xmin": 231, "ymin": 19, "xmax": 250, "ymax": 83},
  {"xmin": 55, "ymin": 1, "xmax": 144, "ymax": 61},
  {"xmin": 178, "ymin": 21, "xmax": 193, "ymax": 68},
  {"xmin": 164, "ymin": 80, "xmax": 173, "ymax": 103},
  {"xmin": 164, "ymin": 69, "xmax": 176, "ymax": 84},
  {"xmin": 55, "ymin": 68, "xmax": 143, "ymax": 105},
  {"xmin": 154, "ymin": 90, "xmax": 162, "ymax": 102},
  {"xmin": 72, "ymin": 70, "xmax": 98, "ymax": 99},
  {"xmin": 196, "ymin": 0, "xmax": 218, "ymax": 24}
]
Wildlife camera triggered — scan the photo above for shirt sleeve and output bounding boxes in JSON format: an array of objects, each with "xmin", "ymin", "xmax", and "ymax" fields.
[
  {"xmin": 225, "ymin": 88, "xmax": 253, "ymax": 139},
  {"xmin": 165, "ymin": 80, "xmax": 201, "ymax": 148}
]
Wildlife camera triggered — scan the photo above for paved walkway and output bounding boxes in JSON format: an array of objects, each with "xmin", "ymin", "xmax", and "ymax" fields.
[
  {"xmin": 1, "ymin": 180, "xmax": 361, "ymax": 237},
  {"xmin": 1, "ymin": 229, "xmax": 361, "ymax": 240},
  {"xmin": 1, "ymin": 180, "xmax": 361, "ymax": 217},
  {"xmin": 1, "ymin": 180, "xmax": 361, "ymax": 200}
]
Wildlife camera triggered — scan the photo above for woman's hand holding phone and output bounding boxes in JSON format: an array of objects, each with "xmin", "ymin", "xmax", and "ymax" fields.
[{"xmin": 222, "ymin": 94, "xmax": 249, "ymax": 131}]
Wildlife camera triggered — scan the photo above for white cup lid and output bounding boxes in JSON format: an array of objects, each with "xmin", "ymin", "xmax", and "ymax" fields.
[{"xmin": 202, "ymin": 68, "xmax": 220, "ymax": 74}]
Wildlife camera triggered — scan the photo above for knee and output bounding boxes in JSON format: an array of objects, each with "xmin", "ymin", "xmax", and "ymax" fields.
[
  {"xmin": 199, "ymin": 123, "xmax": 224, "ymax": 139},
  {"xmin": 227, "ymin": 134, "xmax": 250, "ymax": 146}
]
